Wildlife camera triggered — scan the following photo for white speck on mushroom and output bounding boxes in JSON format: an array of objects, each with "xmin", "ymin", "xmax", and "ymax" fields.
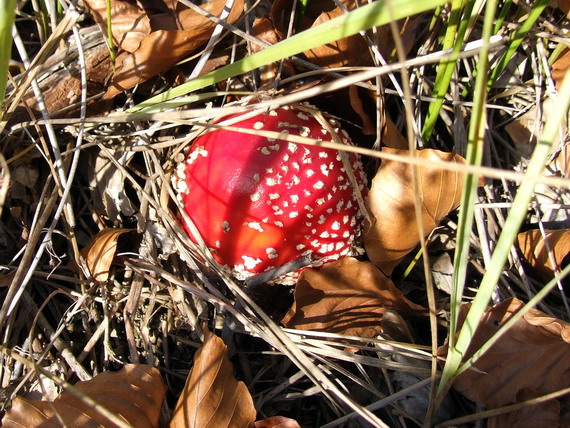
[
  {"xmin": 296, "ymin": 244, "xmax": 306, "ymax": 250},
  {"xmin": 291, "ymin": 195, "xmax": 299, "ymax": 203},
  {"xmin": 260, "ymin": 147, "xmax": 271, "ymax": 155},
  {"xmin": 335, "ymin": 242, "xmax": 345, "ymax": 251},
  {"xmin": 292, "ymin": 161, "xmax": 300, "ymax": 170},
  {"xmin": 318, "ymin": 215, "xmax": 326, "ymax": 224},
  {"xmin": 289, "ymin": 211, "xmax": 298, "ymax": 218},
  {"xmin": 269, "ymin": 110, "xmax": 278, "ymax": 116},
  {"xmin": 304, "ymin": 235, "xmax": 311, "ymax": 239},
  {"xmin": 291, "ymin": 175, "xmax": 301, "ymax": 185},
  {"xmin": 274, "ymin": 221, "xmax": 284, "ymax": 227},
  {"xmin": 314, "ymin": 181, "xmax": 325, "ymax": 190},
  {"xmin": 244, "ymin": 221, "xmax": 264, "ymax": 232},
  {"xmin": 299, "ymin": 127, "xmax": 310, "ymax": 137},
  {"xmin": 320, "ymin": 231, "xmax": 330, "ymax": 238},
  {"xmin": 304, "ymin": 205, "xmax": 313, "ymax": 211},
  {"xmin": 337, "ymin": 175, "xmax": 346, "ymax": 182},
  {"xmin": 320, "ymin": 164, "xmax": 329, "ymax": 176},
  {"xmin": 307, "ymin": 213, "xmax": 313, "ymax": 218},
  {"xmin": 343, "ymin": 230, "xmax": 350, "ymax": 238},
  {"xmin": 304, "ymin": 190, "xmax": 312, "ymax": 196},
  {"xmin": 272, "ymin": 206, "xmax": 284, "ymax": 215},
  {"xmin": 327, "ymin": 194, "xmax": 333, "ymax": 200},
  {"xmin": 350, "ymin": 216, "xmax": 357, "ymax": 226},
  {"xmin": 343, "ymin": 215, "xmax": 350, "ymax": 224},
  {"xmin": 326, "ymin": 208, "xmax": 333, "ymax": 214},
  {"xmin": 269, "ymin": 193, "xmax": 280, "ymax": 200},
  {"xmin": 222, "ymin": 221, "xmax": 230, "ymax": 232},
  {"xmin": 305, "ymin": 222, "xmax": 312, "ymax": 227},
  {"xmin": 297, "ymin": 112, "xmax": 310, "ymax": 121},
  {"xmin": 250, "ymin": 192, "xmax": 261, "ymax": 202},
  {"xmin": 266, "ymin": 248, "xmax": 279, "ymax": 259},
  {"xmin": 266, "ymin": 177, "xmax": 279, "ymax": 186},
  {"xmin": 331, "ymin": 221, "xmax": 341, "ymax": 230},
  {"xmin": 322, "ymin": 243, "xmax": 335, "ymax": 253},
  {"xmin": 253, "ymin": 173, "xmax": 260, "ymax": 182},
  {"xmin": 266, "ymin": 168, "xmax": 274, "ymax": 174},
  {"xmin": 288, "ymin": 142, "xmax": 298, "ymax": 153},
  {"xmin": 316, "ymin": 198, "xmax": 325, "ymax": 205},
  {"xmin": 254, "ymin": 121, "xmax": 264, "ymax": 129},
  {"xmin": 283, "ymin": 201, "xmax": 289, "ymax": 208},
  {"xmin": 215, "ymin": 240, "xmax": 221, "ymax": 248},
  {"xmin": 319, "ymin": 152, "xmax": 328, "ymax": 158},
  {"xmin": 301, "ymin": 250, "xmax": 313, "ymax": 256},
  {"xmin": 187, "ymin": 146, "xmax": 208, "ymax": 164},
  {"xmin": 346, "ymin": 200, "xmax": 353, "ymax": 209},
  {"xmin": 281, "ymin": 165, "xmax": 289, "ymax": 173},
  {"xmin": 306, "ymin": 169, "xmax": 315, "ymax": 177},
  {"xmin": 242, "ymin": 256, "xmax": 262, "ymax": 270},
  {"xmin": 310, "ymin": 239, "xmax": 320, "ymax": 248}
]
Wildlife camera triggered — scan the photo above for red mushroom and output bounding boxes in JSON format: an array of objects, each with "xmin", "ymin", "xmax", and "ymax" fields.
[{"xmin": 174, "ymin": 105, "xmax": 367, "ymax": 283}]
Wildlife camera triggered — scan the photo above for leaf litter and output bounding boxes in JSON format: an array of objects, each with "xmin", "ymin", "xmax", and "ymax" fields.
[{"xmin": 2, "ymin": 0, "xmax": 570, "ymax": 426}]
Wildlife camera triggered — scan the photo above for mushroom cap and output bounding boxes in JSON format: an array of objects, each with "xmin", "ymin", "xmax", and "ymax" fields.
[{"xmin": 175, "ymin": 105, "xmax": 367, "ymax": 282}]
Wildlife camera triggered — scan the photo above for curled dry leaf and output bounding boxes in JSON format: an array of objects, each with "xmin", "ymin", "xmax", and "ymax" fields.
[
  {"xmin": 282, "ymin": 257, "xmax": 425, "ymax": 339},
  {"xmin": 364, "ymin": 148, "xmax": 466, "ymax": 275},
  {"xmin": 254, "ymin": 416, "xmax": 302, "ymax": 428},
  {"xmin": 552, "ymin": 48, "xmax": 570, "ymax": 91},
  {"xmin": 105, "ymin": 0, "xmax": 244, "ymax": 98},
  {"xmin": 73, "ymin": 228, "xmax": 134, "ymax": 282},
  {"xmin": 169, "ymin": 327, "xmax": 256, "ymax": 428},
  {"xmin": 82, "ymin": 0, "xmax": 152, "ymax": 53},
  {"xmin": 517, "ymin": 229, "xmax": 570, "ymax": 281},
  {"xmin": 1, "ymin": 364, "xmax": 166, "ymax": 428},
  {"xmin": 449, "ymin": 298, "xmax": 570, "ymax": 425}
]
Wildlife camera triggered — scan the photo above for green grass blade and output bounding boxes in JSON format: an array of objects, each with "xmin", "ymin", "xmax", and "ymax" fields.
[
  {"xmin": 442, "ymin": 65, "xmax": 570, "ymax": 398},
  {"xmin": 130, "ymin": 0, "xmax": 448, "ymax": 113},
  {"xmin": 0, "ymin": 0, "xmax": 17, "ymax": 114},
  {"xmin": 487, "ymin": 0, "xmax": 550, "ymax": 87},
  {"xmin": 436, "ymin": 0, "xmax": 499, "ymax": 401},
  {"xmin": 421, "ymin": 0, "xmax": 470, "ymax": 141}
]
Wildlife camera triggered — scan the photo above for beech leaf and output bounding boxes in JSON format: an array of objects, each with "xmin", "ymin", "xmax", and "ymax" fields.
[
  {"xmin": 449, "ymin": 298, "xmax": 570, "ymax": 424},
  {"xmin": 254, "ymin": 416, "xmax": 302, "ymax": 428},
  {"xmin": 105, "ymin": 0, "xmax": 244, "ymax": 98},
  {"xmin": 282, "ymin": 257, "xmax": 425, "ymax": 339},
  {"xmin": 76, "ymin": 228, "xmax": 134, "ymax": 282},
  {"xmin": 364, "ymin": 148, "xmax": 466, "ymax": 275},
  {"xmin": 1, "ymin": 364, "xmax": 166, "ymax": 428},
  {"xmin": 517, "ymin": 229, "xmax": 570, "ymax": 281},
  {"xmin": 169, "ymin": 327, "xmax": 256, "ymax": 428}
]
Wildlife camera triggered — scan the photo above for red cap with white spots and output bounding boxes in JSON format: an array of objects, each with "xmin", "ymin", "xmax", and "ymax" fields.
[{"xmin": 174, "ymin": 105, "xmax": 367, "ymax": 283}]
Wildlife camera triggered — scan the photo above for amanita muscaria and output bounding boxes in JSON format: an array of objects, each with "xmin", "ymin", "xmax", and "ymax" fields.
[{"xmin": 174, "ymin": 105, "xmax": 367, "ymax": 283}]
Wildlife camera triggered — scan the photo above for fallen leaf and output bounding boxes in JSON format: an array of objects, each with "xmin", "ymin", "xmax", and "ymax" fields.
[
  {"xmin": 364, "ymin": 148, "xmax": 467, "ymax": 275},
  {"xmin": 82, "ymin": 0, "xmax": 152, "ymax": 53},
  {"xmin": 304, "ymin": 6, "xmax": 372, "ymax": 68},
  {"xmin": 76, "ymin": 228, "xmax": 134, "ymax": 282},
  {"xmin": 552, "ymin": 48, "xmax": 570, "ymax": 91},
  {"xmin": 517, "ymin": 229, "xmax": 570, "ymax": 281},
  {"xmin": 105, "ymin": 0, "xmax": 244, "ymax": 98},
  {"xmin": 282, "ymin": 257, "xmax": 425, "ymax": 339},
  {"xmin": 487, "ymin": 389, "xmax": 561, "ymax": 428},
  {"xmin": 1, "ymin": 364, "xmax": 166, "ymax": 428},
  {"xmin": 449, "ymin": 298, "xmax": 570, "ymax": 424},
  {"xmin": 254, "ymin": 416, "xmax": 301, "ymax": 428},
  {"xmin": 169, "ymin": 327, "xmax": 256, "ymax": 428}
]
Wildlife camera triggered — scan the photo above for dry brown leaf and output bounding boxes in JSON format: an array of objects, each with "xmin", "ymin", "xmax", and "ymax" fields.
[
  {"xmin": 82, "ymin": 0, "xmax": 152, "ymax": 53},
  {"xmin": 487, "ymin": 389, "xmax": 561, "ymax": 428},
  {"xmin": 2, "ymin": 364, "xmax": 166, "ymax": 428},
  {"xmin": 169, "ymin": 327, "xmax": 256, "ymax": 428},
  {"xmin": 304, "ymin": 7, "xmax": 372, "ymax": 68},
  {"xmin": 552, "ymin": 48, "xmax": 570, "ymax": 91},
  {"xmin": 77, "ymin": 228, "xmax": 134, "ymax": 281},
  {"xmin": 364, "ymin": 148, "xmax": 466, "ymax": 275},
  {"xmin": 105, "ymin": 0, "xmax": 244, "ymax": 98},
  {"xmin": 516, "ymin": 229, "xmax": 570, "ymax": 281},
  {"xmin": 282, "ymin": 257, "xmax": 425, "ymax": 339},
  {"xmin": 450, "ymin": 298, "xmax": 570, "ymax": 424},
  {"xmin": 254, "ymin": 416, "xmax": 301, "ymax": 428}
]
